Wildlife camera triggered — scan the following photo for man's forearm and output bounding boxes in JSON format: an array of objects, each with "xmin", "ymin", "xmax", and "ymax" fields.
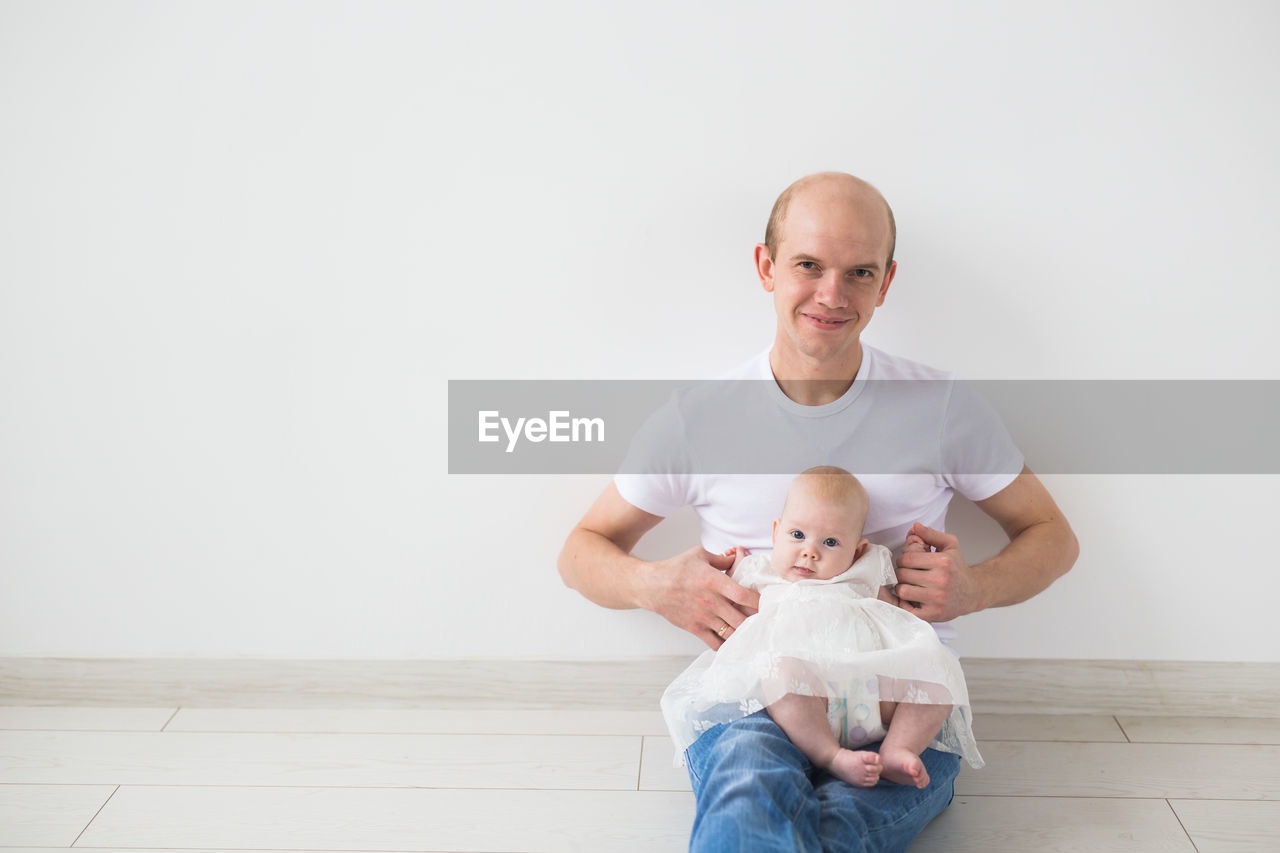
[
  {"xmin": 557, "ymin": 527, "xmax": 653, "ymax": 611},
  {"xmin": 558, "ymin": 506, "xmax": 756, "ymax": 648},
  {"xmin": 970, "ymin": 517, "xmax": 1078, "ymax": 612}
]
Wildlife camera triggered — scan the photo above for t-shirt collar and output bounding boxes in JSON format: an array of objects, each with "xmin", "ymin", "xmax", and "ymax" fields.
[{"xmin": 760, "ymin": 345, "xmax": 874, "ymax": 418}]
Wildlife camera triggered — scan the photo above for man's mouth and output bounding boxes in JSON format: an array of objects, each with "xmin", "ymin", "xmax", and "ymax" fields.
[{"xmin": 802, "ymin": 313, "xmax": 849, "ymax": 329}]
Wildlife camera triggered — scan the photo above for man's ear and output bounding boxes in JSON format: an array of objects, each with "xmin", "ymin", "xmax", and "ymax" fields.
[
  {"xmin": 875, "ymin": 260, "xmax": 897, "ymax": 306},
  {"xmin": 854, "ymin": 538, "xmax": 870, "ymax": 561},
  {"xmin": 755, "ymin": 243, "xmax": 776, "ymax": 293}
]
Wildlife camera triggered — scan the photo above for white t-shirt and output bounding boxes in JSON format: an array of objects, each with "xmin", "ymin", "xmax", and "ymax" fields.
[{"xmin": 614, "ymin": 344, "xmax": 1025, "ymax": 648}]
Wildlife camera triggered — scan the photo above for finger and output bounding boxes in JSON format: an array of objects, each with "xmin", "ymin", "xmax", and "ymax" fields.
[
  {"xmin": 911, "ymin": 522, "xmax": 957, "ymax": 551},
  {"xmin": 895, "ymin": 567, "xmax": 938, "ymax": 586},
  {"xmin": 712, "ymin": 599, "xmax": 749, "ymax": 632},
  {"xmin": 902, "ymin": 599, "xmax": 936, "ymax": 620},
  {"xmin": 708, "ymin": 612, "xmax": 740, "ymax": 643},
  {"xmin": 893, "ymin": 581, "xmax": 930, "ymax": 605},
  {"xmin": 893, "ymin": 582, "xmax": 921, "ymax": 603},
  {"xmin": 711, "ymin": 583, "xmax": 756, "ymax": 633},
  {"xmin": 700, "ymin": 629, "xmax": 724, "ymax": 651},
  {"xmin": 897, "ymin": 551, "xmax": 946, "ymax": 571},
  {"xmin": 715, "ymin": 574, "xmax": 762, "ymax": 612}
]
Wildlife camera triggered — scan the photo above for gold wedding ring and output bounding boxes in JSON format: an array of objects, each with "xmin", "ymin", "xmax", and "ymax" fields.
[{"xmin": 717, "ymin": 623, "xmax": 730, "ymax": 638}]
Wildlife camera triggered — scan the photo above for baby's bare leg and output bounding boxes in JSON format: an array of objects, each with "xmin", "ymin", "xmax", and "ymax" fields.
[
  {"xmin": 768, "ymin": 695, "xmax": 882, "ymax": 787},
  {"xmin": 877, "ymin": 701, "xmax": 951, "ymax": 788}
]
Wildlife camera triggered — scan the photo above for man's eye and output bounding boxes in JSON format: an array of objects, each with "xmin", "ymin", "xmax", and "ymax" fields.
[
  {"xmin": 823, "ymin": 537, "xmax": 839, "ymax": 547},
  {"xmin": 790, "ymin": 530, "xmax": 804, "ymax": 540},
  {"xmin": 798, "ymin": 262, "xmax": 817, "ymax": 270},
  {"xmin": 852, "ymin": 269, "xmax": 872, "ymax": 279}
]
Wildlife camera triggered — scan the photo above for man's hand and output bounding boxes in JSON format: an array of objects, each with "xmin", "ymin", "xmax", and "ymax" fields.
[
  {"xmin": 891, "ymin": 522, "xmax": 984, "ymax": 623},
  {"xmin": 644, "ymin": 546, "xmax": 760, "ymax": 650}
]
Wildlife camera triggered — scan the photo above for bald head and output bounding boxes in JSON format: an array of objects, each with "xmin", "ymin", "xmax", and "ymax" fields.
[{"xmin": 764, "ymin": 172, "xmax": 897, "ymax": 268}]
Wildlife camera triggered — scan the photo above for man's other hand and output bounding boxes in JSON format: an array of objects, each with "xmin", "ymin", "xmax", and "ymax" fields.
[{"xmin": 892, "ymin": 522, "xmax": 982, "ymax": 623}]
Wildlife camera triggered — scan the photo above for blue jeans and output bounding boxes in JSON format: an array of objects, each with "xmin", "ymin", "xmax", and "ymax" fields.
[{"xmin": 684, "ymin": 710, "xmax": 960, "ymax": 852}]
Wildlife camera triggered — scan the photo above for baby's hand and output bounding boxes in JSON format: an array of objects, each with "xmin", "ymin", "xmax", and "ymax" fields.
[
  {"xmin": 903, "ymin": 533, "xmax": 929, "ymax": 554},
  {"xmin": 722, "ymin": 546, "xmax": 749, "ymax": 576}
]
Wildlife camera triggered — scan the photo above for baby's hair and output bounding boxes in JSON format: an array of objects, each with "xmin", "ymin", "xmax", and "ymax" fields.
[
  {"xmin": 782, "ymin": 466, "xmax": 870, "ymax": 531},
  {"xmin": 795, "ymin": 465, "xmax": 866, "ymax": 502}
]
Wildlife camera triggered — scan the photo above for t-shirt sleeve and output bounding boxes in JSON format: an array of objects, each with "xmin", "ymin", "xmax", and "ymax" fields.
[
  {"xmin": 613, "ymin": 393, "xmax": 695, "ymax": 518},
  {"xmin": 939, "ymin": 380, "xmax": 1025, "ymax": 501}
]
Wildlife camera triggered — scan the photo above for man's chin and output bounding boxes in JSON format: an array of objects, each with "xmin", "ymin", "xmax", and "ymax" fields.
[{"xmin": 793, "ymin": 336, "xmax": 859, "ymax": 365}]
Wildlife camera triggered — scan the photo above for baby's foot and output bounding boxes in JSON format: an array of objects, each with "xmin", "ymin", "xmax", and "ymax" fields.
[
  {"xmin": 827, "ymin": 749, "xmax": 882, "ymax": 787},
  {"xmin": 878, "ymin": 746, "xmax": 930, "ymax": 788}
]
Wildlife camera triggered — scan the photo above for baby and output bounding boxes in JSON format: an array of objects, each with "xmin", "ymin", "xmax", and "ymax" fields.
[{"xmin": 661, "ymin": 466, "xmax": 982, "ymax": 788}]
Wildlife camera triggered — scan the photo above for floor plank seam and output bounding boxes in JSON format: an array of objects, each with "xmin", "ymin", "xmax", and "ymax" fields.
[
  {"xmin": 0, "ymin": 848, "xmax": 486, "ymax": 853},
  {"xmin": 636, "ymin": 736, "xmax": 645, "ymax": 791},
  {"xmin": 5, "ymin": 781, "xmax": 1272, "ymax": 800},
  {"xmin": 946, "ymin": 793, "xmax": 1280, "ymax": 801},
  {"xmin": 0, "ymin": 726, "xmax": 672, "ymax": 737},
  {"xmin": 159, "ymin": 707, "xmax": 181, "ymax": 731},
  {"xmin": 21, "ymin": 842, "xmax": 617, "ymax": 851},
  {"xmin": 1113, "ymin": 715, "xmax": 1132, "ymax": 742},
  {"xmin": 18, "ymin": 730, "xmax": 1277, "ymax": 744},
  {"xmin": 1165, "ymin": 798, "xmax": 1202, "ymax": 853},
  {"xmin": 69, "ymin": 783, "xmax": 118, "ymax": 848},
  {"xmin": 0, "ymin": 782, "xmax": 693, "ymax": 793}
]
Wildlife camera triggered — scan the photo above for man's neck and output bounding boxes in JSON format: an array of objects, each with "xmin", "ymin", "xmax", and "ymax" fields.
[{"xmin": 768, "ymin": 343, "xmax": 864, "ymax": 406}]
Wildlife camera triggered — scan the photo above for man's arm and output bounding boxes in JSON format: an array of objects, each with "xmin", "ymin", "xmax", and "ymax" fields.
[
  {"xmin": 557, "ymin": 482, "xmax": 760, "ymax": 649},
  {"xmin": 891, "ymin": 466, "xmax": 1078, "ymax": 622}
]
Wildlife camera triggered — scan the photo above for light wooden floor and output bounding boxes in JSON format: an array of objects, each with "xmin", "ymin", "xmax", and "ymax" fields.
[{"xmin": 1, "ymin": 661, "xmax": 1278, "ymax": 851}]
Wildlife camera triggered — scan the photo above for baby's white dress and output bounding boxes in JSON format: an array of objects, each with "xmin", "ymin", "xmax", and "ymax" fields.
[{"xmin": 660, "ymin": 546, "xmax": 983, "ymax": 768}]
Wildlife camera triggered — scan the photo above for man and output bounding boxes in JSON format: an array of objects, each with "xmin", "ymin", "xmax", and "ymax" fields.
[{"xmin": 558, "ymin": 172, "xmax": 1078, "ymax": 851}]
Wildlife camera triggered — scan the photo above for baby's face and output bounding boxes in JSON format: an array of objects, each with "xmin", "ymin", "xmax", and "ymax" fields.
[{"xmin": 770, "ymin": 490, "xmax": 867, "ymax": 582}]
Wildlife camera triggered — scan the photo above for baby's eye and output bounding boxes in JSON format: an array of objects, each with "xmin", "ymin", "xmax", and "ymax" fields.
[
  {"xmin": 822, "ymin": 537, "xmax": 839, "ymax": 547},
  {"xmin": 789, "ymin": 530, "xmax": 804, "ymax": 540}
]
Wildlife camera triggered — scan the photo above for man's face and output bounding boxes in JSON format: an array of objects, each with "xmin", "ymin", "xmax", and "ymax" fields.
[
  {"xmin": 756, "ymin": 190, "xmax": 897, "ymax": 368},
  {"xmin": 770, "ymin": 488, "xmax": 867, "ymax": 582}
]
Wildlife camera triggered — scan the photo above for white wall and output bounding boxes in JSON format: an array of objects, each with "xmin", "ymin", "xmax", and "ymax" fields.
[{"xmin": 2, "ymin": 0, "xmax": 1277, "ymax": 661}]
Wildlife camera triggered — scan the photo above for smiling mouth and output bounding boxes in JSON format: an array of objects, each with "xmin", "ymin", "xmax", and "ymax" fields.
[{"xmin": 803, "ymin": 314, "xmax": 849, "ymax": 329}]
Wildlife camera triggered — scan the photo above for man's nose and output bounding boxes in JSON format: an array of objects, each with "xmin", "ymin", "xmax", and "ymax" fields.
[{"xmin": 814, "ymin": 273, "xmax": 846, "ymax": 307}]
